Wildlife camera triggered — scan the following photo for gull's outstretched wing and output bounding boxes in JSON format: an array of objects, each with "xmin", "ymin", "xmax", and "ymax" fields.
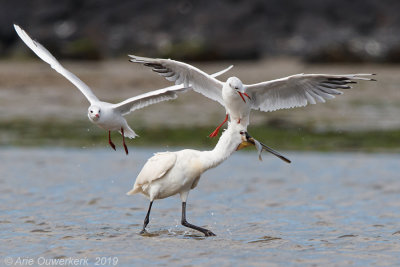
[
  {"xmin": 112, "ymin": 85, "xmax": 188, "ymax": 116},
  {"xmin": 245, "ymin": 73, "xmax": 376, "ymax": 112},
  {"xmin": 14, "ymin": 24, "xmax": 99, "ymax": 104},
  {"xmin": 113, "ymin": 65, "xmax": 233, "ymax": 116},
  {"xmin": 129, "ymin": 55, "xmax": 226, "ymax": 106}
]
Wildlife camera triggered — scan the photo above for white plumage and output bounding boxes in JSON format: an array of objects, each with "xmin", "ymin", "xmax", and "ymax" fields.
[
  {"xmin": 127, "ymin": 122, "xmax": 252, "ymax": 236},
  {"xmin": 128, "ymin": 55, "xmax": 376, "ymax": 137},
  {"xmin": 14, "ymin": 25, "xmax": 232, "ymax": 154}
]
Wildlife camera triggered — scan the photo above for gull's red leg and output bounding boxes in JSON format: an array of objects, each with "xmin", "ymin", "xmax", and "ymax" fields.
[
  {"xmin": 208, "ymin": 114, "xmax": 229, "ymax": 138},
  {"xmin": 108, "ymin": 131, "xmax": 116, "ymax": 151},
  {"xmin": 121, "ymin": 127, "xmax": 129, "ymax": 155}
]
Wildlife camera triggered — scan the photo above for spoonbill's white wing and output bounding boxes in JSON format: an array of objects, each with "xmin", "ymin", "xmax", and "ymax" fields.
[
  {"xmin": 129, "ymin": 55, "xmax": 226, "ymax": 105},
  {"xmin": 113, "ymin": 64, "xmax": 233, "ymax": 116},
  {"xmin": 127, "ymin": 152, "xmax": 177, "ymax": 195},
  {"xmin": 245, "ymin": 73, "xmax": 375, "ymax": 112},
  {"xmin": 14, "ymin": 24, "xmax": 99, "ymax": 104}
]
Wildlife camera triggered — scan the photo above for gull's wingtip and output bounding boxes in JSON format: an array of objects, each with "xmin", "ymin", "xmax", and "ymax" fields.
[
  {"xmin": 128, "ymin": 54, "xmax": 150, "ymax": 64},
  {"xmin": 13, "ymin": 24, "xmax": 22, "ymax": 33},
  {"xmin": 13, "ymin": 24, "xmax": 26, "ymax": 40},
  {"xmin": 343, "ymin": 73, "xmax": 378, "ymax": 82},
  {"xmin": 128, "ymin": 54, "xmax": 146, "ymax": 60},
  {"xmin": 357, "ymin": 73, "xmax": 377, "ymax": 81},
  {"xmin": 224, "ymin": 65, "xmax": 234, "ymax": 72}
]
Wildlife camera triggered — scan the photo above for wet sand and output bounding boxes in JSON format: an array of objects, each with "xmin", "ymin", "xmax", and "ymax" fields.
[{"xmin": 1, "ymin": 148, "xmax": 400, "ymax": 266}]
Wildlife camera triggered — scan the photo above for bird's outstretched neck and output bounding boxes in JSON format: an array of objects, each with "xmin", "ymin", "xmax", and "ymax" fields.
[{"xmin": 201, "ymin": 123, "xmax": 243, "ymax": 171}]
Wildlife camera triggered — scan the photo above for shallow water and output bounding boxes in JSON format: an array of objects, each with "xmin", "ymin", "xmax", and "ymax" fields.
[{"xmin": 1, "ymin": 148, "xmax": 400, "ymax": 266}]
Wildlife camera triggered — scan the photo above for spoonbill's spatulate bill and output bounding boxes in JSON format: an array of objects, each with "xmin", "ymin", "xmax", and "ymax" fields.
[
  {"xmin": 128, "ymin": 54, "xmax": 376, "ymax": 138},
  {"xmin": 236, "ymin": 132, "xmax": 291, "ymax": 163},
  {"xmin": 14, "ymin": 25, "xmax": 233, "ymax": 154},
  {"xmin": 127, "ymin": 122, "xmax": 259, "ymax": 236}
]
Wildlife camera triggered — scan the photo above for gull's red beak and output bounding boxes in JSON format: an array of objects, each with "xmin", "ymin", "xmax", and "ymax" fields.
[
  {"xmin": 243, "ymin": 92, "xmax": 251, "ymax": 100},
  {"xmin": 238, "ymin": 92, "xmax": 246, "ymax": 103},
  {"xmin": 95, "ymin": 114, "xmax": 100, "ymax": 118}
]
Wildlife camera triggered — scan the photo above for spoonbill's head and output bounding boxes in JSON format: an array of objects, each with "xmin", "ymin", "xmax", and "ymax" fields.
[
  {"xmin": 88, "ymin": 105, "xmax": 101, "ymax": 122},
  {"xmin": 226, "ymin": 77, "xmax": 251, "ymax": 103},
  {"xmin": 236, "ymin": 130, "xmax": 292, "ymax": 164},
  {"xmin": 236, "ymin": 131, "xmax": 256, "ymax": 151}
]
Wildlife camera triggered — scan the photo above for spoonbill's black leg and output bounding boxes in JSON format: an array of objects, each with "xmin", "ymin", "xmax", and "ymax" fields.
[
  {"xmin": 181, "ymin": 202, "xmax": 216, "ymax": 237},
  {"xmin": 121, "ymin": 127, "xmax": 129, "ymax": 155},
  {"xmin": 108, "ymin": 131, "xmax": 116, "ymax": 151},
  {"xmin": 140, "ymin": 201, "xmax": 153, "ymax": 234}
]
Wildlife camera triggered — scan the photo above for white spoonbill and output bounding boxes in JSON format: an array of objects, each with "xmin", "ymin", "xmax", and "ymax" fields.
[
  {"xmin": 128, "ymin": 55, "xmax": 376, "ymax": 138},
  {"xmin": 14, "ymin": 25, "xmax": 232, "ymax": 154},
  {"xmin": 127, "ymin": 122, "xmax": 266, "ymax": 236}
]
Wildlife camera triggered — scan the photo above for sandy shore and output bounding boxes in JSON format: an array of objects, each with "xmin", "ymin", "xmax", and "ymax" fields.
[{"xmin": 0, "ymin": 59, "xmax": 398, "ymax": 130}]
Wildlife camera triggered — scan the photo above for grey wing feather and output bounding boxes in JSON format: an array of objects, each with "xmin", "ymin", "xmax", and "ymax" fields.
[
  {"xmin": 245, "ymin": 73, "xmax": 375, "ymax": 112},
  {"xmin": 13, "ymin": 24, "xmax": 99, "ymax": 104},
  {"xmin": 112, "ymin": 85, "xmax": 188, "ymax": 116},
  {"xmin": 129, "ymin": 55, "xmax": 226, "ymax": 105}
]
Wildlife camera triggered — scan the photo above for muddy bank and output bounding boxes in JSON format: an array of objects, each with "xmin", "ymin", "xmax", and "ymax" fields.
[{"xmin": 0, "ymin": 59, "xmax": 395, "ymax": 131}]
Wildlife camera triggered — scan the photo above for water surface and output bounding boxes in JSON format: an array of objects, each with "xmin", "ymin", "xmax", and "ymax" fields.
[{"xmin": 1, "ymin": 148, "xmax": 400, "ymax": 266}]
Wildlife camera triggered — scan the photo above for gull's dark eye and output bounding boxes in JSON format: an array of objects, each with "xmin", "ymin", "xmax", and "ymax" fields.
[
  {"xmin": 90, "ymin": 111, "xmax": 93, "ymax": 113},
  {"xmin": 240, "ymin": 131, "xmax": 244, "ymax": 135},
  {"xmin": 235, "ymin": 86, "xmax": 239, "ymax": 90}
]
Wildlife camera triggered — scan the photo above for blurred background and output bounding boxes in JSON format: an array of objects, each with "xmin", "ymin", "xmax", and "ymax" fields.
[
  {"xmin": 0, "ymin": 0, "xmax": 399, "ymax": 150},
  {"xmin": 3, "ymin": 2, "xmax": 400, "ymax": 264}
]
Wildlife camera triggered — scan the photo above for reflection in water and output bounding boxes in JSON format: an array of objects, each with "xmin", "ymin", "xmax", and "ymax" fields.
[{"xmin": 1, "ymin": 148, "xmax": 400, "ymax": 265}]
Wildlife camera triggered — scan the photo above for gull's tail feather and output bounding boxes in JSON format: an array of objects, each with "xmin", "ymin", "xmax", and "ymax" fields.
[{"xmin": 121, "ymin": 126, "xmax": 138, "ymax": 139}]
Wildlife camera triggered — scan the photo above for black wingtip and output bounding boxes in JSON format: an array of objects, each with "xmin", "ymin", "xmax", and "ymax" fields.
[{"xmin": 280, "ymin": 156, "xmax": 291, "ymax": 164}]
